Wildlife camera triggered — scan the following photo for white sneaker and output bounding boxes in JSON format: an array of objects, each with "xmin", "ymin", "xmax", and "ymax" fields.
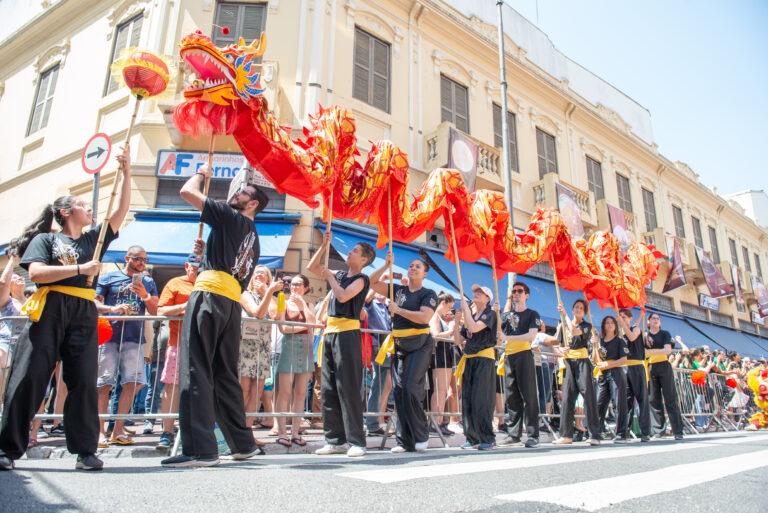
[
  {"xmin": 448, "ymin": 422, "xmax": 464, "ymax": 434},
  {"xmin": 390, "ymin": 445, "xmax": 407, "ymax": 453},
  {"xmin": 414, "ymin": 441, "xmax": 428, "ymax": 452},
  {"xmin": 315, "ymin": 443, "xmax": 347, "ymax": 455},
  {"xmin": 346, "ymin": 445, "xmax": 367, "ymax": 457}
]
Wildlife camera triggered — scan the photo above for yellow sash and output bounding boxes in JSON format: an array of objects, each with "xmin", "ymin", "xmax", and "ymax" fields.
[
  {"xmin": 317, "ymin": 317, "xmax": 361, "ymax": 366},
  {"xmin": 193, "ymin": 270, "xmax": 241, "ymax": 303},
  {"xmin": 646, "ymin": 354, "xmax": 668, "ymax": 365},
  {"xmin": 505, "ymin": 340, "xmax": 532, "ymax": 355},
  {"xmin": 627, "ymin": 359, "xmax": 650, "ymax": 382},
  {"xmin": 454, "ymin": 346, "xmax": 495, "ymax": 386},
  {"xmin": 374, "ymin": 327, "xmax": 430, "ymax": 365},
  {"xmin": 593, "ymin": 359, "xmax": 617, "ymax": 378},
  {"xmin": 21, "ymin": 286, "xmax": 96, "ymax": 323},
  {"xmin": 564, "ymin": 347, "xmax": 589, "ymax": 359}
]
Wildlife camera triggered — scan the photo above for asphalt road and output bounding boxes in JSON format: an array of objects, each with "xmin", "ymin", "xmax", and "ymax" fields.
[{"xmin": 2, "ymin": 431, "xmax": 766, "ymax": 513}]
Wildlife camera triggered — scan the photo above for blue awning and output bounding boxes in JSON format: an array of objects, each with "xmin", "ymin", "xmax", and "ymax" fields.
[
  {"xmin": 104, "ymin": 210, "xmax": 300, "ymax": 268},
  {"xmin": 686, "ymin": 318, "xmax": 766, "ymax": 359},
  {"xmin": 742, "ymin": 332, "xmax": 768, "ymax": 355},
  {"xmin": 322, "ymin": 224, "xmax": 459, "ymax": 297}
]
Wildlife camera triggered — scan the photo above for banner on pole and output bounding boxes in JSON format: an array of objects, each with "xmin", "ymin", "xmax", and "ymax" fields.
[
  {"xmin": 606, "ymin": 202, "xmax": 631, "ymax": 255},
  {"xmin": 448, "ymin": 127, "xmax": 478, "ymax": 193},
  {"xmin": 731, "ymin": 263, "xmax": 745, "ymax": 307},
  {"xmin": 555, "ymin": 182, "xmax": 585, "ymax": 240},
  {"xmin": 694, "ymin": 246, "xmax": 733, "ymax": 298},
  {"xmin": 751, "ymin": 274, "xmax": 768, "ymax": 318},
  {"xmin": 662, "ymin": 234, "xmax": 687, "ymax": 294}
]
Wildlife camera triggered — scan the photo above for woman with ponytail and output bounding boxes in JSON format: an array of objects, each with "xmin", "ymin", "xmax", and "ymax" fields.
[{"xmin": 0, "ymin": 146, "xmax": 132, "ymax": 471}]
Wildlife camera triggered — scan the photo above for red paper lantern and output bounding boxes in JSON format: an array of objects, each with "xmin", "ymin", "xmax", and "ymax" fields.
[
  {"xmin": 121, "ymin": 51, "xmax": 170, "ymax": 98},
  {"xmin": 97, "ymin": 317, "xmax": 113, "ymax": 346},
  {"xmin": 691, "ymin": 370, "xmax": 706, "ymax": 387},
  {"xmin": 726, "ymin": 377, "xmax": 738, "ymax": 389}
]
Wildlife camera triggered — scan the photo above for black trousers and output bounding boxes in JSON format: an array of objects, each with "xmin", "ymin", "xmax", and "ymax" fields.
[
  {"xmin": 320, "ymin": 329, "xmax": 365, "ymax": 447},
  {"xmin": 461, "ymin": 357, "xmax": 496, "ymax": 445},
  {"xmin": 649, "ymin": 361, "xmax": 683, "ymax": 436},
  {"xmin": 391, "ymin": 334, "xmax": 432, "ymax": 450},
  {"xmin": 178, "ymin": 291, "xmax": 253, "ymax": 458},
  {"xmin": 0, "ymin": 293, "xmax": 98, "ymax": 459},
  {"xmin": 503, "ymin": 350, "xmax": 540, "ymax": 440},
  {"xmin": 560, "ymin": 358, "xmax": 601, "ymax": 439},
  {"xmin": 596, "ymin": 367, "xmax": 628, "ymax": 438},
  {"xmin": 626, "ymin": 364, "xmax": 650, "ymax": 437}
]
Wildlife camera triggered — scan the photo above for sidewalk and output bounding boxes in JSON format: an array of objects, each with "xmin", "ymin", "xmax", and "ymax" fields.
[{"xmin": 23, "ymin": 422, "xmax": 560, "ymax": 459}]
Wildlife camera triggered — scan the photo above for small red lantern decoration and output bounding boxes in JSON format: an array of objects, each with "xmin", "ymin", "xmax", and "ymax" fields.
[
  {"xmin": 726, "ymin": 377, "xmax": 738, "ymax": 389},
  {"xmin": 222, "ymin": 26, "xmax": 230, "ymax": 35},
  {"xmin": 97, "ymin": 317, "xmax": 113, "ymax": 346},
  {"xmin": 691, "ymin": 370, "xmax": 706, "ymax": 387}
]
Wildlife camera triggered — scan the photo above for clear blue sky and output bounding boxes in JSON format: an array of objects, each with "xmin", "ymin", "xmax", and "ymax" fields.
[{"xmin": 508, "ymin": 0, "xmax": 768, "ymax": 195}]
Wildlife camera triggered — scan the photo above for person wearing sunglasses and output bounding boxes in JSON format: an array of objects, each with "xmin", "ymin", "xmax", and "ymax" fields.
[
  {"xmin": 162, "ymin": 165, "xmax": 269, "ymax": 468},
  {"xmin": 94, "ymin": 246, "xmax": 158, "ymax": 447},
  {"xmin": 496, "ymin": 282, "xmax": 541, "ymax": 448}
]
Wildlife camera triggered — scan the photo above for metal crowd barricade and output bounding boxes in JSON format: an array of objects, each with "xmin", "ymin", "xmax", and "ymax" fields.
[{"xmin": 1, "ymin": 310, "xmax": 754, "ymax": 448}]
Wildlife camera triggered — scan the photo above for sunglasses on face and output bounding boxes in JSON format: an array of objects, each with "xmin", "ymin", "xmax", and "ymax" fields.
[
  {"xmin": 130, "ymin": 257, "xmax": 149, "ymax": 263},
  {"xmin": 511, "ymin": 289, "xmax": 526, "ymax": 294}
]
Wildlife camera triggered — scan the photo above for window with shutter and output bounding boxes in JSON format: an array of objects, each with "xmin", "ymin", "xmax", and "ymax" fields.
[
  {"xmin": 729, "ymin": 238, "xmax": 738, "ymax": 266},
  {"xmin": 536, "ymin": 128, "xmax": 557, "ymax": 178},
  {"xmin": 616, "ymin": 174, "xmax": 633, "ymax": 213},
  {"xmin": 691, "ymin": 217, "xmax": 703, "ymax": 248},
  {"xmin": 642, "ymin": 188, "xmax": 657, "ymax": 231},
  {"xmin": 708, "ymin": 227, "xmax": 720, "ymax": 264},
  {"xmin": 352, "ymin": 27, "xmax": 390, "ymax": 112},
  {"xmin": 672, "ymin": 206, "xmax": 685, "ymax": 238},
  {"xmin": 440, "ymin": 74, "xmax": 469, "ymax": 133},
  {"xmin": 755, "ymin": 253, "xmax": 763, "ymax": 279},
  {"xmin": 743, "ymin": 247, "xmax": 752, "ymax": 272},
  {"xmin": 212, "ymin": 2, "xmax": 266, "ymax": 59},
  {"xmin": 585, "ymin": 157, "xmax": 604, "ymax": 201},
  {"xmin": 27, "ymin": 65, "xmax": 60, "ymax": 135},
  {"xmin": 104, "ymin": 13, "xmax": 143, "ymax": 96},
  {"xmin": 492, "ymin": 103, "xmax": 519, "ymax": 172}
]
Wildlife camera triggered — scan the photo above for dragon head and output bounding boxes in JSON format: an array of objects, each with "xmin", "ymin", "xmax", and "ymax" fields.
[{"xmin": 179, "ymin": 30, "xmax": 266, "ymax": 106}]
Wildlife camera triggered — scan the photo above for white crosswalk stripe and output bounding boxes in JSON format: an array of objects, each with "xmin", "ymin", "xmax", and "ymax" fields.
[
  {"xmin": 338, "ymin": 432, "xmax": 768, "ymax": 484},
  {"xmin": 495, "ymin": 448, "xmax": 768, "ymax": 511}
]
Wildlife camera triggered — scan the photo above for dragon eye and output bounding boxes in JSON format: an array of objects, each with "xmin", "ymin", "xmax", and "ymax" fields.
[{"xmin": 224, "ymin": 54, "xmax": 235, "ymax": 63}]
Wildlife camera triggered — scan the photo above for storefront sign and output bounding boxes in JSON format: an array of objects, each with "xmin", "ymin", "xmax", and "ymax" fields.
[
  {"xmin": 752, "ymin": 311, "xmax": 766, "ymax": 325},
  {"xmin": 154, "ymin": 150, "xmax": 275, "ymax": 189},
  {"xmin": 699, "ymin": 293, "xmax": 719, "ymax": 311}
]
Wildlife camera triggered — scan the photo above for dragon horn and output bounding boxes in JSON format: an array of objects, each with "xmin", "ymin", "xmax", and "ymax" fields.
[
  {"xmin": 238, "ymin": 37, "xmax": 246, "ymax": 47},
  {"xmin": 247, "ymin": 33, "xmax": 267, "ymax": 58}
]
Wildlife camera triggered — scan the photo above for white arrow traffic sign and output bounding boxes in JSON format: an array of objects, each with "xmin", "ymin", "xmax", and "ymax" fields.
[{"xmin": 81, "ymin": 133, "xmax": 112, "ymax": 175}]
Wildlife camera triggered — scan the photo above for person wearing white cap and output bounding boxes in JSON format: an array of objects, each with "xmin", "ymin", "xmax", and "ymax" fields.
[
  {"xmin": 453, "ymin": 284, "xmax": 498, "ymax": 450},
  {"xmin": 496, "ymin": 282, "xmax": 541, "ymax": 447}
]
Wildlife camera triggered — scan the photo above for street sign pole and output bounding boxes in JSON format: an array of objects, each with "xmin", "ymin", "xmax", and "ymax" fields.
[{"xmin": 91, "ymin": 173, "xmax": 100, "ymax": 228}]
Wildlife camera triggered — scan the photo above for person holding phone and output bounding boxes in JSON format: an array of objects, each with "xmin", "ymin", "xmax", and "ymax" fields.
[{"xmin": 94, "ymin": 246, "xmax": 158, "ymax": 447}]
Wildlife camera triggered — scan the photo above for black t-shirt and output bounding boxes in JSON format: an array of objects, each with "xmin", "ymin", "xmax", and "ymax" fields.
[
  {"xmin": 625, "ymin": 332, "xmax": 646, "ymax": 360},
  {"xmin": 501, "ymin": 308, "xmax": 541, "ymax": 337},
  {"xmin": 392, "ymin": 283, "xmax": 437, "ymax": 330},
  {"xmin": 460, "ymin": 307, "xmax": 497, "ymax": 355},
  {"xmin": 327, "ymin": 271, "xmax": 369, "ymax": 320},
  {"xmin": 646, "ymin": 329, "xmax": 673, "ymax": 350},
  {"xmin": 600, "ymin": 336, "xmax": 628, "ymax": 361},
  {"xmin": 566, "ymin": 320, "xmax": 593, "ymax": 350},
  {"xmin": 20, "ymin": 223, "xmax": 118, "ymax": 289},
  {"xmin": 200, "ymin": 198, "xmax": 260, "ymax": 292}
]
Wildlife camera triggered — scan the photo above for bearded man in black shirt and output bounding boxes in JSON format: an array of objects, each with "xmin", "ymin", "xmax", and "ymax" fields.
[{"xmin": 162, "ymin": 165, "xmax": 269, "ymax": 468}]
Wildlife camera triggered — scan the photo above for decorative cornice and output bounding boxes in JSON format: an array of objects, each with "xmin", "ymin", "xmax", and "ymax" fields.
[
  {"xmin": 32, "ymin": 38, "xmax": 69, "ymax": 84},
  {"xmin": 595, "ymin": 103, "xmax": 632, "ymax": 134},
  {"xmin": 347, "ymin": 3, "xmax": 404, "ymax": 55},
  {"xmin": 432, "ymin": 50, "xmax": 477, "ymax": 96},
  {"xmin": 529, "ymin": 107, "xmax": 562, "ymax": 138},
  {"xmin": 579, "ymin": 137, "xmax": 606, "ymax": 161},
  {"xmin": 106, "ymin": 0, "xmax": 148, "ymax": 40}
]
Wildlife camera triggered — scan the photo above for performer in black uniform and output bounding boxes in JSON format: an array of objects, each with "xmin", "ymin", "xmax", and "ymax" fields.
[
  {"xmin": 162, "ymin": 165, "xmax": 269, "ymax": 468},
  {"xmin": 595, "ymin": 316, "xmax": 629, "ymax": 443},
  {"xmin": 645, "ymin": 312, "xmax": 684, "ymax": 440},
  {"xmin": 454, "ymin": 285, "xmax": 497, "ymax": 450},
  {"xmin": 307, "ymin": 231, "xmax": 375, "ymax": 457},
  {"xmin": 618, "ymin": 309, "xmax": 650, "ymax": 442},
  {"xmin": 554, "ymin": 299, "xmax": 601, "ymax": 445},
  {"xmin": 497, "ymin": 282, "xmax": 540, "ymax": 447},
  {"xmin": 371, "ymin": 253, "xmax": 437, "ymax": 453},
  {"xmin": 0, "ymin": 148, "xmax": 132, "ymax": 471}
]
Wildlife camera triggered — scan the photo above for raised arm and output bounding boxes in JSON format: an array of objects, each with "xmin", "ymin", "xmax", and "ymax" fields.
[
  {"xmin": 321, "ymin": 268, "xmax": 365, "ymax": 304},
  {"xmin": 457, "ymin": 299, "xmax": 487, "ymax": 334},
  {"xmin": 617, "ymin": 315, "xmax": 641, "ymax": 342},
  {"xmin": 368, "ymin": 251, "xmax": 393, "ymax": 297},
  {"xmin": 0, "ymin": 254, "xmax": 17, "ymax": 309},
  {"xmin": 109, "ymin": 145, "xmax": 133, "ymax": 232},
  {"xmin": 306, "ymin": 231, "xmax": 331, "ymax": 277},
  {"xmin": 179, "ymin": 163, "xmax": 213, "ymax": 212}
]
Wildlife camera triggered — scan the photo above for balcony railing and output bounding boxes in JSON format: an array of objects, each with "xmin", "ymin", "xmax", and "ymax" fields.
[
  {"xmin": 530, "ymin": 173, "xmax": 597, "ymax": 228},
  {"xmin": 424, "ymin": 122, "xmax": 502, "ymax": 185}
]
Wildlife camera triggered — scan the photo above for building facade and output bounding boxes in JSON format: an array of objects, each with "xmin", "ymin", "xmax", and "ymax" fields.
[{"xmin": 1, "ymin": 0, "xmax": 767, "ymax": 344}]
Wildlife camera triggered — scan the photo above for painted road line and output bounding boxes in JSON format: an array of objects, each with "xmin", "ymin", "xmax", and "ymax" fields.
[
  {"xmin": 338, "ymin": 432, "xmax": 768, "ymax": 483},
  {"xmin": 495, "ymin": 448, "xmax": 768, "ymax": 511}
]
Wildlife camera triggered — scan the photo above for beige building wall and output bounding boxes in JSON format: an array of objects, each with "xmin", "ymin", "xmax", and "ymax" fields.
[{"xmin": 1, "ymin": 0, "xmax": 767, "ymax": 333}]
